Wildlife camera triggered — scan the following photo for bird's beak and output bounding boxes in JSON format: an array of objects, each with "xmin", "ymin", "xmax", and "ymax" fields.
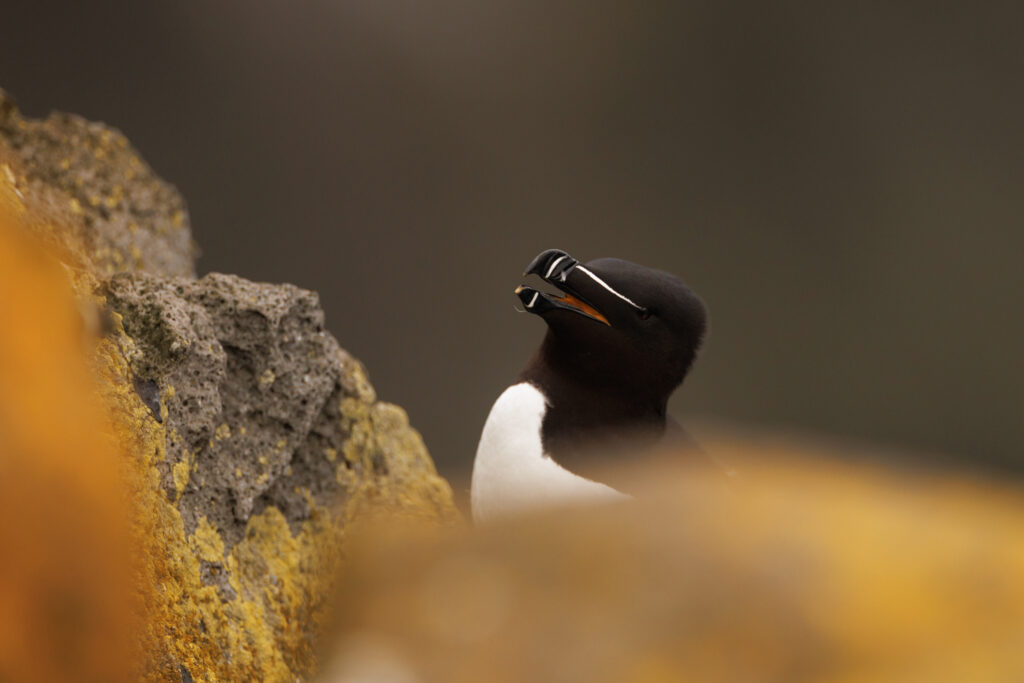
[
  {"xmin": 524, "ymin": 249, "xmax": 579, "ymax": 282},
  {"xmin": 516, "ymin": 250, "xmax": 610, "ymax": 326}
]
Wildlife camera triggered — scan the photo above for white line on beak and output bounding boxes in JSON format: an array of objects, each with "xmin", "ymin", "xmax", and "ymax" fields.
[{"xmin": 575, "ymin": 265, "xmax": 645, "ymax": 311}]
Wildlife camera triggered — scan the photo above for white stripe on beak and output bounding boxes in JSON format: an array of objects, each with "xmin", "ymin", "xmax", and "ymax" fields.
[
  {"xmin": 544, "ymin": 255, "xmax": 568, "ymax": 279},
  {"xmin": 575, "ymin": 265, "xmax": 645, "ymax": 311}
]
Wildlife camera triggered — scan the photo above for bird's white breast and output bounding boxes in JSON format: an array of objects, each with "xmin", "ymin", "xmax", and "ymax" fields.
[{"xmin": 470, "ymin": 382, "xmax": 629, "ymax": 523}]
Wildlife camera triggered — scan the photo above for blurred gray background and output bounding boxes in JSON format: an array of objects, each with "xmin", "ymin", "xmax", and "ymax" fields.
[{"xmin": 3, "ymin": 1, "xmax": 1021, "ymax": 485}]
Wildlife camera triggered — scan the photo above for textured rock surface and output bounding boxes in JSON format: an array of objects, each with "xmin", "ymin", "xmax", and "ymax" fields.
[
  {"xmin": 0, "ymin": 90, "xmax": 457, "ymax": 680},
  {"xmin": 96, "ymin": 292, "xmax": 455, "ymax": 680},
  {"xmin": 105, "ymin": 271, "xmax": 453, "ymax": 550},
  {"xmin": 0, "ymin": 89, "xmax": 195, "ymax": 277}
]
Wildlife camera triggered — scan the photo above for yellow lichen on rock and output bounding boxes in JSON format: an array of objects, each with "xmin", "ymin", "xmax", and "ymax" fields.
[
  {"xmin": 172, "ymin": 457, "xmax": 191, "ymax": 496},
  {"xmin": 189, "ymin": 517, "xmax": 226, "ymax": 564}
]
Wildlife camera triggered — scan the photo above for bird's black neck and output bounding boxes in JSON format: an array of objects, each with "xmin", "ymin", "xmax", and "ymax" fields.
[{"xmin": 518, "ymin": 334, "xmax": 673, "ymax": 481}]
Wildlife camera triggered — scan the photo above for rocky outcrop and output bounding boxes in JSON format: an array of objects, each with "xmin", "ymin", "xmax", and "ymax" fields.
[
  {"xmin": 0, "ymin": 91, "xmax": 456, "ymax": 680},
  {"xmin": 96, "ymin": 273, "xmax": 454, "ymax": 680},
  {"xmin": 0, "ymin": 88, "xmax": 195, "ymax": 277},
  {"xmin": 105, "ymin": 271, "xmax": 453, "ymax": 548}
]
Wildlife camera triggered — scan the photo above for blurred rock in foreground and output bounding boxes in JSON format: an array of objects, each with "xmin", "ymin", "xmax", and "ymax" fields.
[
  {"xmin": 0, "ymin": 170, "xmax": 138, "ymax": 683},
  {"xmin": 0, "ymin": 91, "xmax": 456, "ymax": 681},
  {"xmin": 326, "ymin": 436, "xmax": 1024, "ymax": 683}
]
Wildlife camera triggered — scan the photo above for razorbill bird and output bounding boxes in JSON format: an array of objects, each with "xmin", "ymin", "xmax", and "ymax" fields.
[{"xmin": 471, "ymin": 248, "xmax": 707, "ymax": 522}]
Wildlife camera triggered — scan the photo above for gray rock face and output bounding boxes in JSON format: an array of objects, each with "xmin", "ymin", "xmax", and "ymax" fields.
[{"xmin": 106, "ymin": 272, "xmax": 387, "ymax": 549}]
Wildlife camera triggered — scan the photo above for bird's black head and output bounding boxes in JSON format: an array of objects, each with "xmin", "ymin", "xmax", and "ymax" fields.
[{"xmin": 516, "ymin": 249, "xmax": 707, "ymax": 405}]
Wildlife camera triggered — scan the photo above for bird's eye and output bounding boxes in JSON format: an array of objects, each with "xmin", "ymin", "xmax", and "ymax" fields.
[{"xmin": 638, "ymin": 308, "xmax": 652, "ymax": 320}]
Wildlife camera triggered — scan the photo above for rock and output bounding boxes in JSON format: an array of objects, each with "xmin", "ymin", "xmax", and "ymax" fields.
[
  {"xmin": 0, "ymin": 89, "xmax": 457, "ymax": 680},
  {"xmin": 0, "ymin": 88, "xmax": 196, "ymax": 277},
  {"xmin": 105, "ymin": 271, "xmax": 452, "ymax": 550},
  {"xmin": 95, "ymin": 299, "xmax": 456, "ymax": 680}
]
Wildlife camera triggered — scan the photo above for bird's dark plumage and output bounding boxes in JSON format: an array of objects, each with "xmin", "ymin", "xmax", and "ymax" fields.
[{"xmin": 515, "ymin": 249, "xmax": 707, "ymax": 491}]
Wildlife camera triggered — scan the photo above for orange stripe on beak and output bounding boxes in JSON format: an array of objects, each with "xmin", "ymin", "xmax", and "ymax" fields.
[{"xmin": 554, "ymin": 293, "xmax": 610, "ymax": 326}]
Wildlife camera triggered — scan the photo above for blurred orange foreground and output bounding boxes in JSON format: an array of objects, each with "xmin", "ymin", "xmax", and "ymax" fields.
[
  {"xmin": 0, "ymin": 173, "xmax": 138, "ymax": 682},
  {"xmin": 326, "ymin": 439, "xmax": 1024, "ymax": 682}
]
